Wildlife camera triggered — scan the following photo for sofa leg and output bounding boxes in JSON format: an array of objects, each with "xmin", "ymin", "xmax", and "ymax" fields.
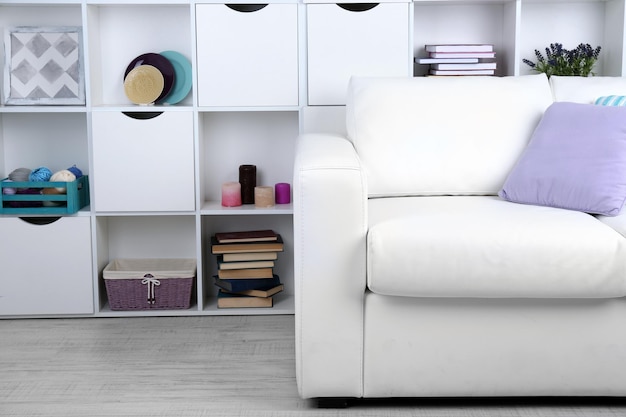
[{"xmin": 316, "ymin": 397, "xmax": 351, "ymax": 408}]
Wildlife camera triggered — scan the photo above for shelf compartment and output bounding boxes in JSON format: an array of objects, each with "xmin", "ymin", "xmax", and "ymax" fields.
[
  {"xmin": 94, "ymin": 215, "xmax": 198, "ymax": 314},
  {"xmin": 0, "ymin": 113, "xmax": 89, "ymax": 171},
  {"xmin": 199, "ymin": 111, "xmax": 298, "ymax": 205},
  {"xmin": 91, "ymin": 110, "xmax": 195, "ymax": 212},
  {"xmin": 0, "ymin": 216, "xmax": 93, "ymax": 316},
  {"xmin": 519, "ymin": 0, "xmax": 620, "ymax": 76},
  {"xmin": 196, "ymin": 3, "xmax": 299, "ymax": 107},
  {"xmin": 307, "ymin": 2, "xmax": 411, "ymax": 105},
  {"xmin": 103, "ymin": 258, "xmax": 196, "ymax": 311},
  {"xmin": 0, "ymin": 112, "xmax": 89, "ymax": 189},
  {"xmin": 413, "ymin": 1, "xmax": 518, "ymax": 76},
  {"xmin": 201, "ymin": 214, "xmax": 294, "ymax": 314},
  {"xmin": 0, "ymin": 4, "xmax": 84, "ymax": 106},
  {"xmin": 86, "ymin": 4, "xmax": 193, "ymax": 107}
]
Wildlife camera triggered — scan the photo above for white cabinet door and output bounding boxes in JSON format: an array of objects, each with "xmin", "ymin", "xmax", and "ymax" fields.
[
  {"xmin": 0, "ymin": 216, "xmax": 93, "ymax": 316},
  {"xmin": 196, "ymin": 3, "xmax": 299, "ymax": 107},
  {"xmin": 307, "ymin": 2, "xmax": 411, "ymax": 105},
  {"xmin": 92, "ymin": 111, "xmax": 195, "ymax": 212}
]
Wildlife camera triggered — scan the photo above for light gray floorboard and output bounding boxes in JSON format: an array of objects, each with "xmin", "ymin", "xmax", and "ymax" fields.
[{"xmin": 1, "ymin": 315, "xmax": 625, "ymax": 417}]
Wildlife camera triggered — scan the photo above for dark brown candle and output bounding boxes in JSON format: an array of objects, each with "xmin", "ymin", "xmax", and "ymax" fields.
[{"xmin": 239, "ymin": 164, "xmax": 256, "ymax": 204}]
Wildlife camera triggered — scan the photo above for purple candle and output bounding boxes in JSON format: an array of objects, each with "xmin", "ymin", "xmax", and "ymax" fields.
[{"xmin": 275, "ymin": 182, "xmax": 290, "ymax": 204}]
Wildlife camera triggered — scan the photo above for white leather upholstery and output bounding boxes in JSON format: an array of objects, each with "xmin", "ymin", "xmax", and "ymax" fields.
[
  {"xmin": 368, "ymin": 196, "xmax": 626, "ymax": 298},
  {"xmin": 364, "ymin": 294, "xmax": 626, "ymax": 397},
  {"xmin": 597, "ymin": 208, "xmax": 626, "ymax": 238},
  {"xmin": 293, "ymin": 75, "xmax": 626, "ymax": 400},
  {"xmin": 346, "ymin": 74, "xmax": 553, "ymax": 197},
  {"xmin": 550, "ymin": 75, "xmax": 626, "ymax": 103},
  {"xmin": 293, "ymin": 133, "xmax": 367, "ymax": 399}
]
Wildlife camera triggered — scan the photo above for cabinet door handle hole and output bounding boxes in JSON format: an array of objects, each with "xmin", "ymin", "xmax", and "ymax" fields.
[
  {"xmin": 226, "ymin": 4, "xmax": 268, "ymax": 13},
  {"xmin": 337, "ymin": 3, "xmax": 379, "ymax": 12}
]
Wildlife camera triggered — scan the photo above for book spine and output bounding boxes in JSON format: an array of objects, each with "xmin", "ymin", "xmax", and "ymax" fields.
[{"xmin": 425, "ymin": 44, "xmax": 493, "ymax": 53}]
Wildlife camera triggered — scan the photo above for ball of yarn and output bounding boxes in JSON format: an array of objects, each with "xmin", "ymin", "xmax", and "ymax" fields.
[
  {"xmin": 8, "ymin": 167, "xmax": 31, "ymax": 182},
  {"xmin": 66, "ymin": 165, "xmax": 83, "ymax": 178},
  {"xmin": 29, "ymin": 167, "xmax": 52, "ymax": 182},
  {"xmin": 2, "ymin": 179, "xmax": 16, "ymax": 195},
  {"xmin": 50, "ymin": 169, "xmax": 76, "ymax": 193},
  {"xmin": 42, "ymin": 187, "xmax": 63, "ymax": 206}
]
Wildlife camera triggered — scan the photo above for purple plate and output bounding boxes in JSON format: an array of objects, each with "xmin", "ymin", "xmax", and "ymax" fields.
[{"xmin": 124, "ymin": 53, "xmax": 175, "ymax": 103}]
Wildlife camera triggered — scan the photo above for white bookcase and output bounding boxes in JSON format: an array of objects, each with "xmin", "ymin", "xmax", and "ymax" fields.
[{"xmin": 1, "ymin": 0, "xmax": 626, "ymax": 317}]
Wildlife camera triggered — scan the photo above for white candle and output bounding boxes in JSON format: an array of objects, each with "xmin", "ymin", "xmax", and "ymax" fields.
[{"xmin": 254, "ymin": 186, "xmax": 274, "ymax": 208}]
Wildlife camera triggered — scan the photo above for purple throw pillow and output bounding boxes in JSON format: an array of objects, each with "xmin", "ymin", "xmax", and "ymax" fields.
[{"xmin": 499, "ymin": 102, "xmax": 626, "ymax": 216}]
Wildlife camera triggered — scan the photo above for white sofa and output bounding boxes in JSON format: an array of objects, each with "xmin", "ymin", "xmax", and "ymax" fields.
[{"xmin": 293, "ymin": 74, "xmax": 626, "ymax": 406}]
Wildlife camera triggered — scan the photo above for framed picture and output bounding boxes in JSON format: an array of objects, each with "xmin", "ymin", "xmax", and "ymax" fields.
[{"xmin": 3, "ymin": 26, "xmax": 85, "ymax": 105}]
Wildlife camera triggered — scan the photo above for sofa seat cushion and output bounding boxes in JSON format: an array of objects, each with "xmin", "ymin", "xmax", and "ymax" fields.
[{"xmin": 367, "ymin": 196, "xmax": 626, "ymax": 298}]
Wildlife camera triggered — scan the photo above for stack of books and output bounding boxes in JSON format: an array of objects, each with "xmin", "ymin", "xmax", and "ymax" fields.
[
  {"xmin": 211, "ymin": 229, "xmax": 284, "ymax": 308},
  {"xmin": 415, "ymin": 44, "xmax": 496, "ymax": 76}
]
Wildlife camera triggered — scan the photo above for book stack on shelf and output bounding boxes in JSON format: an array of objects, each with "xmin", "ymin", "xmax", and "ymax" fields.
[
  {"xmin": 211, "ymin": 229, "xmax": 285, "ymax": 308},
  {"xmin": 416, "ymin": 44, "xmax": 496, "ymax": 76}
]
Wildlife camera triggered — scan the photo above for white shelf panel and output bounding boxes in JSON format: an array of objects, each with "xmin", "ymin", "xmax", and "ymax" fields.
[
  {"xmin": 0, "ymin": 106, "xmax": 87, "ymax": 114},
  {"xmin": 97, "ymin": 302, "xmax": 202, "ymax": 317},
  {"xmin": 90, "ymin": 105, "xmax": 194, "ymax": 112},
  {"xmin": 94, "ymin": 211, "xmax": 196, "ymax": 216},
  {"xmin": 1, "ymin": 1, "xmax": 82, "ymax": 4},
  {"xmin": 0, "ymin": 208, "xmax": 92, "ymax": 218},
  {"xmin": 523, "ymin": 0, "xmax": 609, "ymax": 3},
  {"xmin": 201, "ymin": 201, "xmax": 293, "ymax": 215},
  {"xmin": 197, "ymin": 106, "xmax": 300, "ymax": 113},
  {"xmin": 413, "ymin": 0, "xmax": 514, "ymax": 3},
  {"xmin": 305, "ymin": 0, "xmax": 410, "ymax": 3},
  {"xmin": 88, "ymin": 0, "xmax": 190, "ymax": 4},
  {"xmin": 96, "ymin": 295, "xmax": 293, "ymax": 316}
]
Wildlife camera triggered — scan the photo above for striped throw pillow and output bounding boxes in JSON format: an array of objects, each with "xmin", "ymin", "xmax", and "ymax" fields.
[{"xmin": 595, "ymin": 95, "xmax": 626, "ymax": 106}]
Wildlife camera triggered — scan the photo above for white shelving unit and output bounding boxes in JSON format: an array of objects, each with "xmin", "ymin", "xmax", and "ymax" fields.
[{"xmin": 1, "ymin": 0, "xmax": 626, "ymax": 317}]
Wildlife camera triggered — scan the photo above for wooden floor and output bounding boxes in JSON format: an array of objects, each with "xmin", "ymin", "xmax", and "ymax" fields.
[{"xmin": 1, "ymin": 315, "xmax": 626, "ymax": 417}]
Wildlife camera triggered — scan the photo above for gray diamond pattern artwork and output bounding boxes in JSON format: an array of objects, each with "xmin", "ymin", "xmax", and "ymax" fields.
[{"xmin": 3, "ymin": 27, "xmax": 85, "ymax": 105}]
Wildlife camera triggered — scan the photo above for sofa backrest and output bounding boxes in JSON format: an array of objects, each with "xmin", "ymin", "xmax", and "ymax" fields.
[
  {"xmin": 345, "ymin": 74, "xmax": 553, "ymax": 197},
  {"xmin": 550, "ymin": 75, "xmax": 626, "ymax": 103}
]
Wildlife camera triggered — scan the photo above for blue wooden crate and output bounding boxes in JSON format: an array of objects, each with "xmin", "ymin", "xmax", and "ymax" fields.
[{"xmin": 0, "ymin": 175, "xmax": 89, "ymax": 215}]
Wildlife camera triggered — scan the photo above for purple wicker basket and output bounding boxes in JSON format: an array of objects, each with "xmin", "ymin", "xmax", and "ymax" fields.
[{"xmin": 103, "ymin": 259, "xmax": 196, "ymax": 311}]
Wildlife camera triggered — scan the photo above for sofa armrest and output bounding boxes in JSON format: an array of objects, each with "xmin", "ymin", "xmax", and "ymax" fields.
[{"xmin": 293, "ymin": 133, "xmax": 368, "ymax": 399}]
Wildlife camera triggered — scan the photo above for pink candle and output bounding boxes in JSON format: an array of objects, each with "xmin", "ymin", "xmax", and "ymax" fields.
[
  {"xmin": 275, "ymin": 182, "xmax": 290, "ymax": 204},
  {"xmin": 221, "ymin": 182, "xmax": 242, "ymax": 207}
]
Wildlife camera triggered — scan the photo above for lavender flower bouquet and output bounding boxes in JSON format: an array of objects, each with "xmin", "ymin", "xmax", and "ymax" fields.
[{"xmin": 523, "ymin": 43, "xmax": 601, "ymax": 77}]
